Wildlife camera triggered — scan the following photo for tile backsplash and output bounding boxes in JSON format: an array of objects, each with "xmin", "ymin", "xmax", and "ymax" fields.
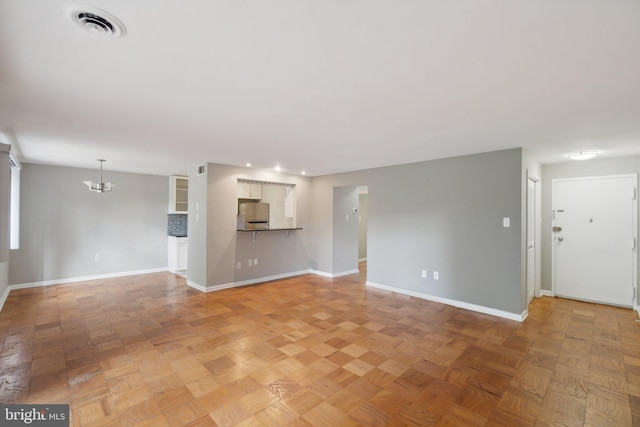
[{"xmin": 168, "ymin": 214, "xmax": 188, "ymax": 237}]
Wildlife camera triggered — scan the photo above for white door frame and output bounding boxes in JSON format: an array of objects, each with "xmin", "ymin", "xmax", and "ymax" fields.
[
  {"xmin": 551, "ymin": 174, "xmax": 638, "ymax": 307},
  {"xmin": 526, "ymin": 172, "xmax": 541, "ymax": 303}
]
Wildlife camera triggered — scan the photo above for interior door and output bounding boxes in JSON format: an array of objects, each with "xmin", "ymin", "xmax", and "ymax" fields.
[
  {"xmin": 526, "ymin": 178, "xmax": 536, "ymax": 304},
  {"xmin": 553, "ymin": 175, "xmax": 637, "ymax": 307}
]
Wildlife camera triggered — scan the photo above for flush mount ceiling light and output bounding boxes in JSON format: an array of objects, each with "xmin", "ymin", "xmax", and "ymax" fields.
[
  {"xmin": 84, "ymin": 159, "xmax": 114, "ymax": 193},
  {"xmin": 568, "ymin": 151, "xmax": 598, "ymax": 161},
  {"xmin": 66, "ymin": 5, "xmax": 125, "ymax": 38}
]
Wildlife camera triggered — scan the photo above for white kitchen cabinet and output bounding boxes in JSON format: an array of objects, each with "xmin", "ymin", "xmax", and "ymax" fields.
[
  {"xmin": 170, "ymin": 176, "xmax": 189, "ymax": 213},
  {"xmin": 237, "ymin": 181, "xmax": 262, "ymax": 200},
  {"xmin": 168, "ymin": 237, "xmax": 188, "ymax": 273}
]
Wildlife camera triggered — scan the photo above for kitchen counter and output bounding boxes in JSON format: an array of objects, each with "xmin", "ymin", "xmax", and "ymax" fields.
[
  {"xmin": 237, "ymin": 228, "xmax": 302, "ymax": 232},
  {"xmin": 237, "ymin": 228, "xmax": 302, "ymax": 242}
]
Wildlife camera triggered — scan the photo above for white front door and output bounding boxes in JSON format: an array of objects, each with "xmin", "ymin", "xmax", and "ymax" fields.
[
  {"xmin": 526, "ymin": 178, "xmax": 536, "ymax": 304},
  {"xmin": 553, "ymin": 175, "xmax": 637, "ymax": 307}
]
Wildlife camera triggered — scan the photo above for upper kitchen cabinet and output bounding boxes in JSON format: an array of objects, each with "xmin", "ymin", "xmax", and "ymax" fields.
[
  {"xmin": 237, "ymin": 181, "xmax": 262, "ymax": 200},
  {"xmin": 169, "ymin": 176, "xmax": 189, "ymax": 213}
]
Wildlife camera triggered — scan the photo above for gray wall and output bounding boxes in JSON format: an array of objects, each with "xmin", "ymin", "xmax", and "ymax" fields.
[
  {"xmin": 541, "ymin": 155, "xmax": 640, "ymax": 305},
  {"xmin": 358, "ymin": 192, "xmax": 368, "ymax": 260},
  {"xmin": 9, "ymin": 163, "xmax": 169, "ymax": 285},
  {"xmin": 187, "ymin": 163, "xmax": 208, "ymax": 287},
  {"xmin": 187, "ymin": 163, "xmax": 313, "ymax": 289},
  {"xmin": 0, "ymin": 144, "xmax": 10, "ymax": 299},
  {"xmin": 311, "ymin": 148, "xmax": 525, "ymax": 315},
  {"xmin": 4, "ymin": 148, "xmax": 530, "ymax": 318}
]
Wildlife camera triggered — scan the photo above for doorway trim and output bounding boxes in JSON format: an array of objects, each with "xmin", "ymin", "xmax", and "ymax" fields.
[{"xmin": 526, "ymin": 172, "xmax": 540, "ymax": 305}]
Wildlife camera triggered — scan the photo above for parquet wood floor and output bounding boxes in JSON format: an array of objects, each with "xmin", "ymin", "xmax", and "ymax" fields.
[{"xmin": 2, "ymin": 264, "xmax": 640, "ymax": 426}]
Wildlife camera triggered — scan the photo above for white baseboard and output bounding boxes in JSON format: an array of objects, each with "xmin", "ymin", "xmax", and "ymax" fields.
[
  {"xmin": 366, "ymin": 281, "xmax": 526, "ymax": 322},
  {"xmin": 186, "ymin": 280, "xmax": 207, "ymax": 292},
  {"xmin": 539, "ymin": 290, "xmax": 554, "ymax": 297},
  {"xmin": 309, "ymin": 270, "xmax": 332, "ymax": 278},
  {"xmin": 310, "ymin": 269, "xmax": 359, "ymax": 278},
  {"xmin": 199, "ymin": 270, "xmax": 312, "ymax": 292},
  {"xmin": 334, "ymin": 269, "xmax": 360, "ymax": 277},
  {"xmin": 0, "ymin": 286, "xmax": 10, "ymax": 313},
  {"xmin": 193, "ymin": 268, "xmax": 356, "ymax": 291},
  {"xmin": 8, "ymin": 267, "xmax": 169, "ymax": 291}
]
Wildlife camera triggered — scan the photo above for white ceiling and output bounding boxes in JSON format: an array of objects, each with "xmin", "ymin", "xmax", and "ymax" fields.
[{"xmin": 1, "ymin": 1, "xmax": 639, "ymax": 177}]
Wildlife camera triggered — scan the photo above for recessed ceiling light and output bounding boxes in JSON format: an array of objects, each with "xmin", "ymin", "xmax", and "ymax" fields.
[
  {"xmin": 246, "ymin": 163, "xmax": 251, "ymax": 167},
  {"xmin": 301, "ymin": 171, "xmax": 306, "ymax": 175},
  {"xmin": 275, "ymin": 166, "xmax": 282, "ymax": 172},
  {"xmin": 568, "ymin": 151, "xmax": 598, "ymax": 161}
]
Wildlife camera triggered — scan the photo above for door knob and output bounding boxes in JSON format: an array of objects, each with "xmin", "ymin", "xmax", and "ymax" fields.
[{"xmin": 557, "ymin": 237, "xmax": 563, "ymax": 242}]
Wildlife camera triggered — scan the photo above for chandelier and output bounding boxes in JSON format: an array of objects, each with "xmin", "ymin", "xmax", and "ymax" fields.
[{"xmin": 83, "ymin": 159, "xmax": 114, "ymax": 192}]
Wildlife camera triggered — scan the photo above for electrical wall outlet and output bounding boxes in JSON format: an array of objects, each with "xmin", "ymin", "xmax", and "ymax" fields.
[
  {"xmin": 248, "ymin": 259, "xmax": 253, "ymax": 267},
  {"xmin": 421, "ymin": 270, "xmax": 427, "ymax": 278},
  {"xmin": 254, "ymin": 259, "xmax": 258, "ymax": 266},
  {"xmin": 433, "ymin": 271, "xmax": 439, "ymax": 280},
  {"xmin": 236, "ymin": 262, "xmax": 241, "ymax": 269},
  {"xmin": 94, "ymin": 254, "xmax": 100, "ymax": 261}
]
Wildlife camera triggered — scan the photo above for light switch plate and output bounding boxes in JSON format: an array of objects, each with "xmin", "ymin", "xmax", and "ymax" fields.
[{"xmin": 503, "ymin": 217, "xmax": 510, "ymax": 227}]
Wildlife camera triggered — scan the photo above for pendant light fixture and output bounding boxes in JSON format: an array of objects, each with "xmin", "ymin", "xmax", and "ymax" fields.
[{"xmin": 84, "ymin": 159, "xmax": 114, "ymax": 192}]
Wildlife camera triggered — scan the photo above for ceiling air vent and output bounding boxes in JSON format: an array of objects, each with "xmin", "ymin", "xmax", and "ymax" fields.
[{"xmin": 66, "ymin": 5, "xmax": 125, "ymax": 38}]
